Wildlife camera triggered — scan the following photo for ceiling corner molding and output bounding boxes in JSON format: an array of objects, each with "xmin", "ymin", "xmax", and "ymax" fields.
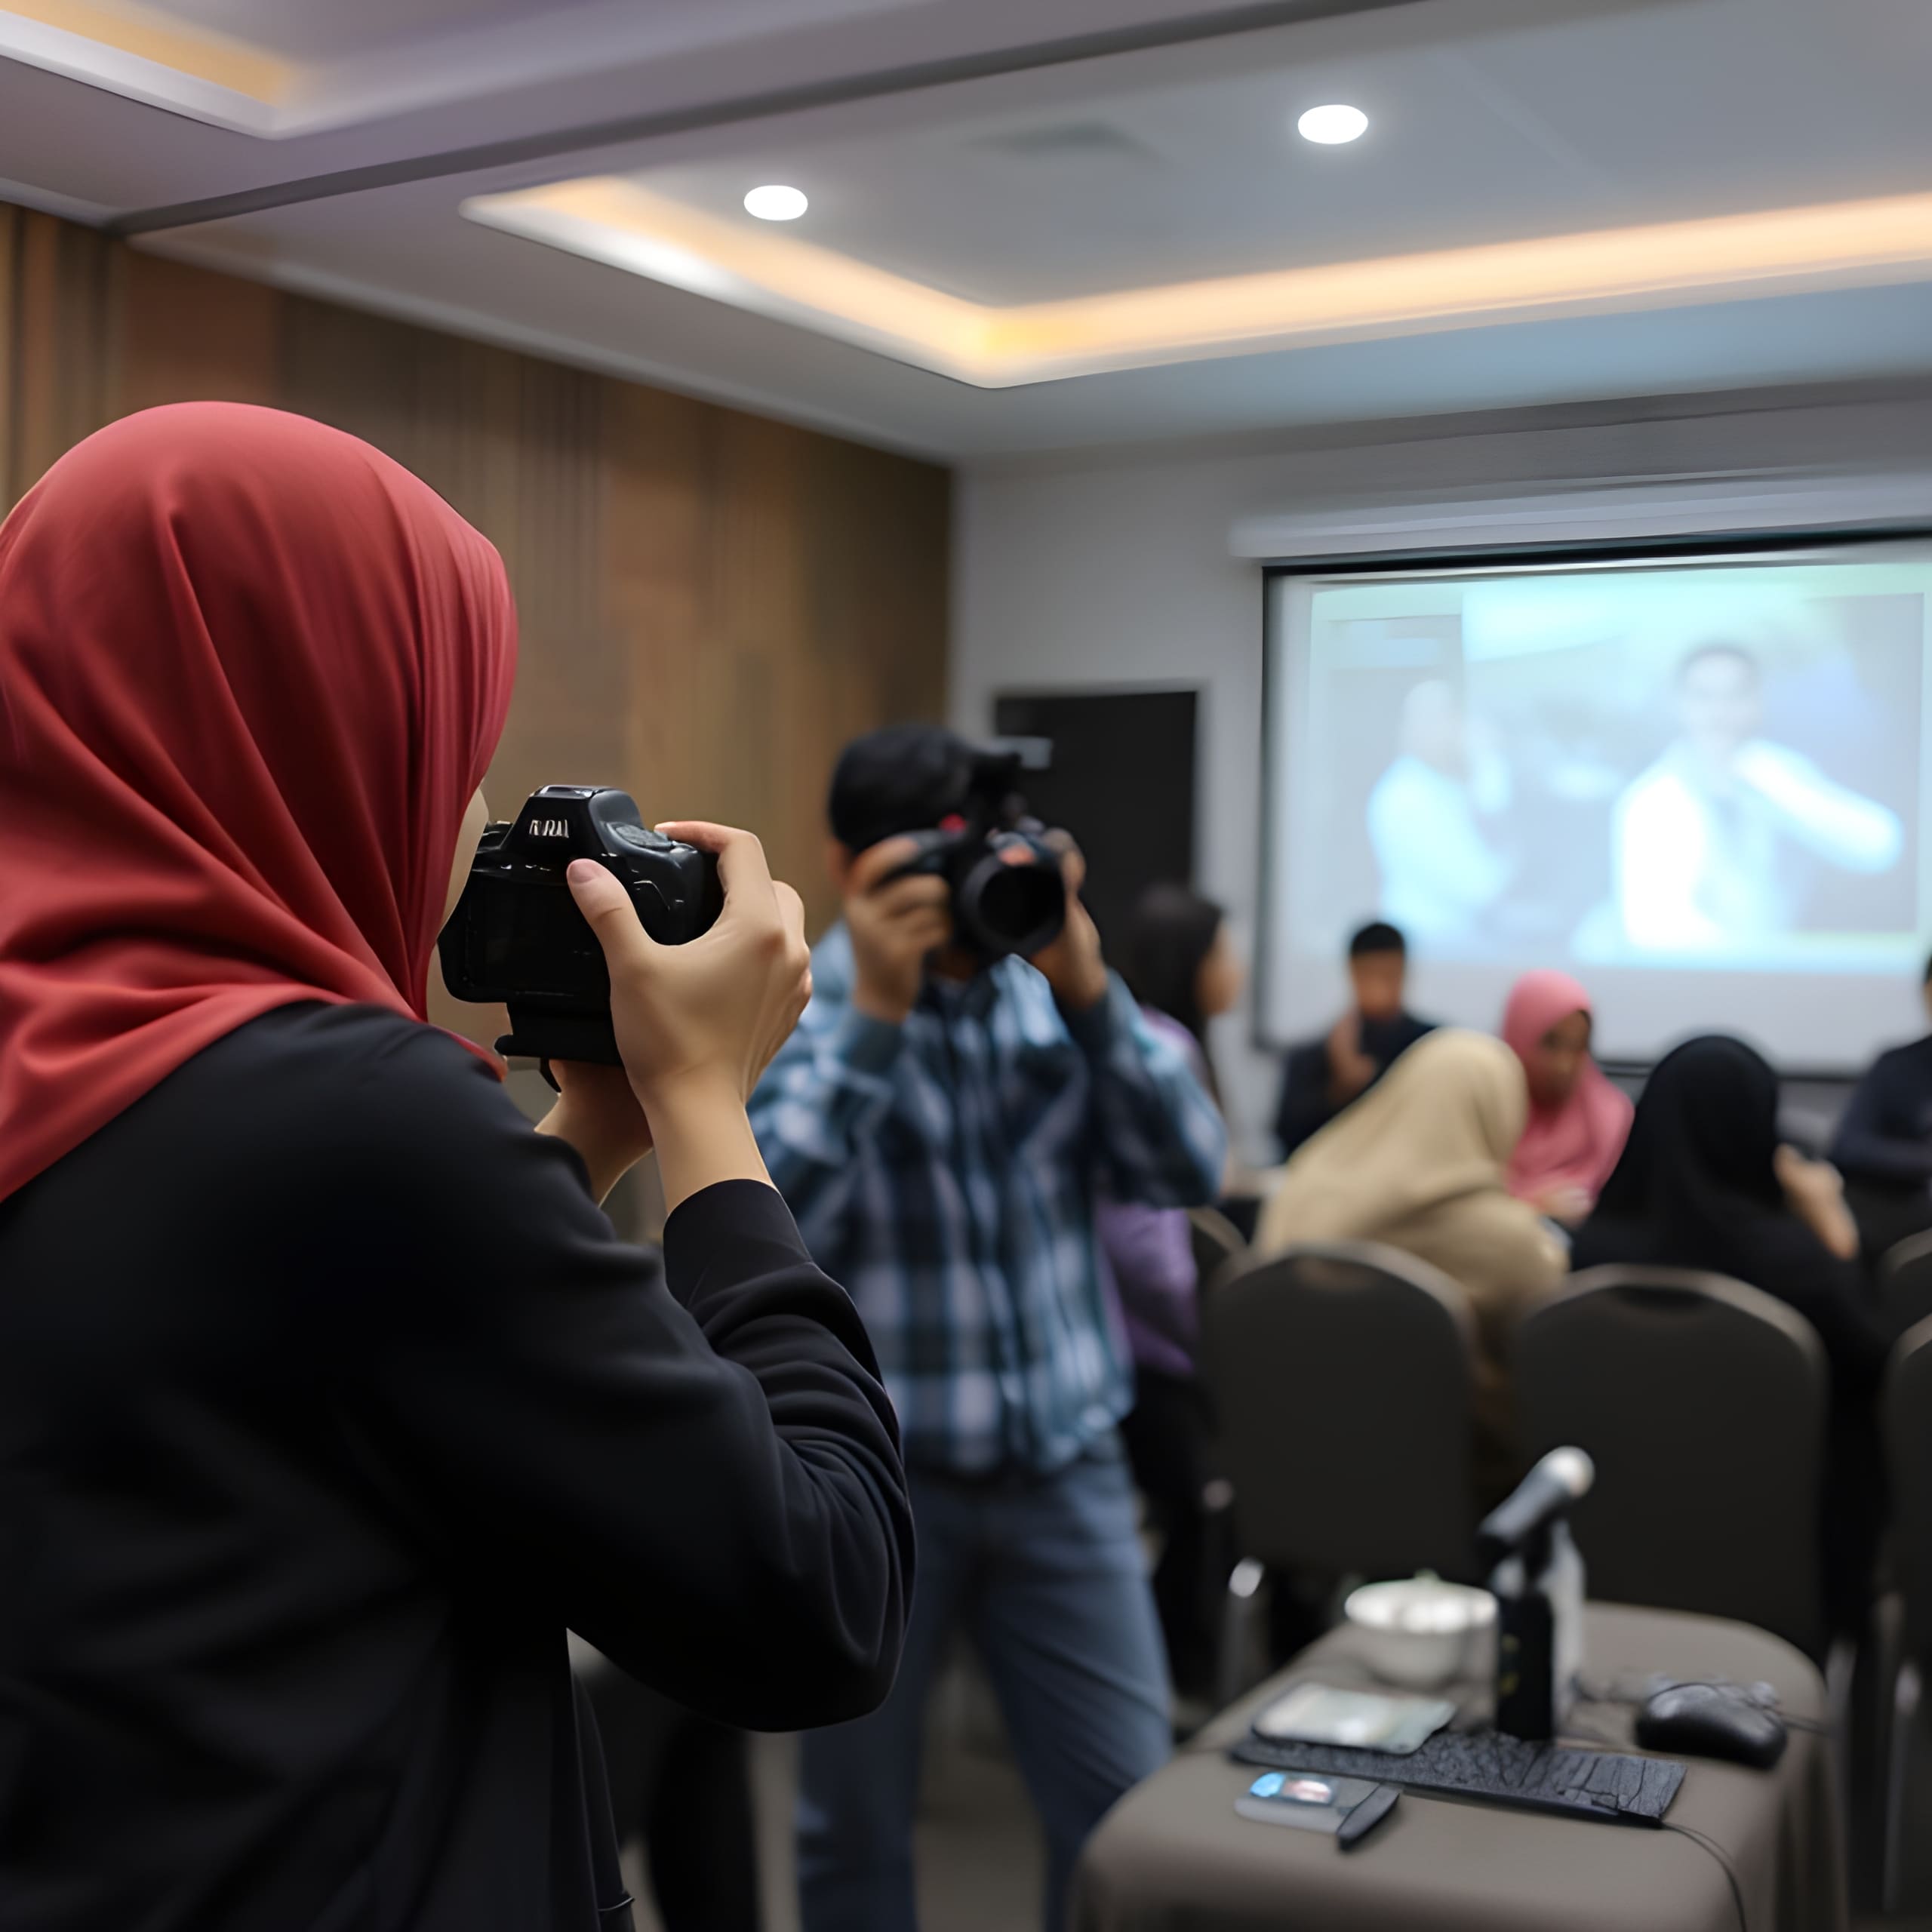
[{"xmin": 129, "ymin": 227, "xmax": 949, "ymax": 459}]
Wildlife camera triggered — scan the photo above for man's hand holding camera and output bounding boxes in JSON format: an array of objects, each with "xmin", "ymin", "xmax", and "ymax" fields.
[
  {"xmin": 846, "ymin": 835, "xmax": 954, "ymax": 1025},
  {"xmin": 844, "ymin": 828, "xmax": 1107, "ymax": 1021},
  {"xmin": 1026, "ymin": 836, "xmax": 1108, "ymax": 1014}
]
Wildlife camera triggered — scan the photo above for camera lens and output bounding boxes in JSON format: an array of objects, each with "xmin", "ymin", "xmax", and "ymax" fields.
[{"xmin": 958, "ymin": 850, "xmax": 1065, "ymax": 958}]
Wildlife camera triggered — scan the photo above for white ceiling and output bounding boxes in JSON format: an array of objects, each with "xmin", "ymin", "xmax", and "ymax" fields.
[
  {"xmin": 0, "ymin": 0, "xmax": 934, "ymax": 136},
  {"xmin": 0, "ymin": 0, "xmax": 1929, "ymax": 457},
  {"xmin": 625, "ymin": 0, "xmax": 1932, "ymax": 306},
  {"xmin": 160, "ymin": 0, "xmax": 581, "ymax": 62}
]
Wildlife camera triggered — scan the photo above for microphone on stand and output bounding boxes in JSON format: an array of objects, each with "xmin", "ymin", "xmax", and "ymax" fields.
[
  {"xmin": 1476, "ymin": 1446, "xmax": 1594, "ymax": 1569},
  {"xmin": 1480, "ymin": 1447, "xmax": 1595, "ymax": 1741}
]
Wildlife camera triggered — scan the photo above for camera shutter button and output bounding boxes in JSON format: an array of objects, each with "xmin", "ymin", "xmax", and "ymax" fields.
[{"xmin": 612, "ymin": 824, "xmax": 674, "ymax": 853}]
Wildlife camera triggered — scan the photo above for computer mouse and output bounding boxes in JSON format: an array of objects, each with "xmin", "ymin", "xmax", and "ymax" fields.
[{"xmin": 1634, "ymin": 1682, "xmax": 1788, "ymax": 1769}]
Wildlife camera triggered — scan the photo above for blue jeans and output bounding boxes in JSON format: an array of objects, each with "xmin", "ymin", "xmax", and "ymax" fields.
[{"xmin": 798, "ymin": 1439, "xmax": 1171, "ymax": 1932}]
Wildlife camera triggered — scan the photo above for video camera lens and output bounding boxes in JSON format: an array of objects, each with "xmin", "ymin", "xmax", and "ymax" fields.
[
  {"xmin": 882, "ymin": 746, "xmax": 1067, "ymax": 961},
  {"xmin": 955, "ymin": 840, "xmax": 1066, "ymax": 958}
]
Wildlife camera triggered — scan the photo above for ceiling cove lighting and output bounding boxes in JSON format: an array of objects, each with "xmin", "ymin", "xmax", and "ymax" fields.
[
  {"xmin": 1298, "ymin": 103, "xmax": 1368, "ymax": 144},
  {"xmin": 463, "ymin": 180, "xmax": 1932, "ymax": 389},
  {"xmin": 0, "ymin": 0, "xmax": 294, "ymax": 134},
  {"xmin": 743, "ymin": 183, "xmax": 808, "ymax": 221}
]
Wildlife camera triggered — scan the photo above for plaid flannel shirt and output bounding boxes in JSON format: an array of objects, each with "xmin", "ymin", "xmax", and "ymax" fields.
[{"xmin": 748, "ymin": 922, "xmax": 1226, "ymax": 1475}]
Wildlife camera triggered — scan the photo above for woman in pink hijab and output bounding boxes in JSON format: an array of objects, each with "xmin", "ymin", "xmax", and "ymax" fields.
[{"xmin": 1501, "ymin": 970, "xmax": 1634, "ymax": 1224}]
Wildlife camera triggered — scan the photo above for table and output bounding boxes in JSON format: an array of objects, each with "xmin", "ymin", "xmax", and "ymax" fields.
[{"xmin": 1073, "ymin": 1604, "xmax": 1844, "ymax": 1932}]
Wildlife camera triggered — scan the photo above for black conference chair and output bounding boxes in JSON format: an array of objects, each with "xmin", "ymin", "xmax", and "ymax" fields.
[
  {"xmin": 1515, "ymin": 1266, "xmax": 1831, "ymax": 1661},
  {"xmin": 1883, "ymin": 1317, "xmax": 1932, "ymax": 1910},
  {"xmin": 1879, "ymin": 1231, "xmax": 1932, "ymax": 1341},
  {"xmin": 1187, "ymin": 1204, "xmax": 1247, "ymax": 1300},
  {"xmin": 1201, "ymin": 1241, "xmax": 1480, "ymax": 1700}
]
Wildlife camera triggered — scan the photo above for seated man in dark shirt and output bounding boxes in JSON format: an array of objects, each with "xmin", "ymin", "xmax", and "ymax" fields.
[
  {"xmin": 1275, "ymin": 921, "xmax": 1435, "ymax": 1157},
  {"xmin": 1832, "ymin": 951, "xmax": 1932, "ymax": 1260}
]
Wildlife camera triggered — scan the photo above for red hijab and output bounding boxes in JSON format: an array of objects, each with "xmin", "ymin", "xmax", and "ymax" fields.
[
  {"xmin": 1500, "ymin": 969, "xmax": 1633, "ymax": 1207},
  {"xmin": 0, "ymin": 403, "xmax": 517, "ymax": 1204}
]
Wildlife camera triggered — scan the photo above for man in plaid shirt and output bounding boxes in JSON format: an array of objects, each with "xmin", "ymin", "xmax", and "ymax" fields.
[{"xmin": 749, "ymin": 726, "xmax": 1225, "ymax": 1932}]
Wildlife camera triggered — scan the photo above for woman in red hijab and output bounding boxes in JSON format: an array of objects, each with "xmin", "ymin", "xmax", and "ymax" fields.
[
  {"xmin": 1500, "ymin": 968, "xmax": 1634, "ymax": 1225},
  {"xmin": 0, "ymin": 405, "xmax": 909, "ymax": 1930}
]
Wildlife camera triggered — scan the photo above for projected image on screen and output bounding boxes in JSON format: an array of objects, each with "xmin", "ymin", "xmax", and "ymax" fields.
[{"xmin": 1264, "ymin": 548, "xmax": 1932, "ymax": 1066}]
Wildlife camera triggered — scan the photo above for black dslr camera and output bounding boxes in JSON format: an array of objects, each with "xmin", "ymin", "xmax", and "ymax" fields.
[
  {"xmin": 890, "ymin": 749, "xmax": 1066, "ymax": 960},
  {"xmin": 438, "ymin": 785, "xmax": 722, "ymax": 1066}
]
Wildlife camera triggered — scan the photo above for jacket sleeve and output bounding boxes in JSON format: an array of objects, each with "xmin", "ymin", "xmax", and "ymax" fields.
[
  {"xmin": 1095, "ymin": 1197, "xmax": 1198, "ymax": 1355},
  {"xmin": 746, "ymin": 983, "xmax": 906, "ymax": 1257},
  {"xmin": 331, "ymin": 1038, "xmax": 912, "ymax": 1734},
  {"xmin": 1067, "ymin": 973, "xmax": 1225, "ymax": 1211},
  {"xmin": 1617, "ymin": 776, "xmax": 1724, "ymax": 951},
  {"xmin": 1829, "ymin": 1059, "xmax": 1932, "ymax": 1187}
]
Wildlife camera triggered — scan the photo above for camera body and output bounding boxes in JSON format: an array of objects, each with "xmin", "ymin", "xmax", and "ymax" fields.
[
  {"xmin": 438, "ymin": 784, "xmax": 722, "ymax": 1066},
  {"xmin": 888, "ymin": 751, "xmax": 1066, "ymax": 961}
]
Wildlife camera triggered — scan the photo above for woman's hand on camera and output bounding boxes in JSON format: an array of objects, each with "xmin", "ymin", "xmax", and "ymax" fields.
[
  {"xmin": 845, "ymin": 835, "xmax": 952, "ymax": 1024},
  {"xmin": 568, "ymin": 825, "xmax": 811, "ymax": 1209},
  {"xmin": 536, "ymin": 1061, "xmax": 653, "ymax": 1204}
]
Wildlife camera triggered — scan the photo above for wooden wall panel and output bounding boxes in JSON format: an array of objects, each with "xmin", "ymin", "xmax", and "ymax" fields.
[
  {"xmin": 2, "ymin": 208, "xmax": 118, "ymax": 502},
  {"xmin": 0, "ymin": 204, "xmax": 951, "ymax": 1043},
  {"xmin": 115, "ymin": 251, "xmax": 280, "ymax": 414}
]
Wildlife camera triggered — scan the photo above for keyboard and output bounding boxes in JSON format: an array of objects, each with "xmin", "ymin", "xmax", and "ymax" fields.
[{"xmin": 1231, "ymin": 1727, "xmax": 1685, "ymax": 1826}]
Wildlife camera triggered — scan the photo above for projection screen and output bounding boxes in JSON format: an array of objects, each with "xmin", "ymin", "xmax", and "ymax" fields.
[{"xmin": 1260, "ymin": 540, "xmax": 1932, "ymax": 1068}]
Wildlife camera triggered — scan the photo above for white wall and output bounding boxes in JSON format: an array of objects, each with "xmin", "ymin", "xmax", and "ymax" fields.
[{"xmin": 950, "ymin": 381, "xmax": 1932, "ymax": 1157}]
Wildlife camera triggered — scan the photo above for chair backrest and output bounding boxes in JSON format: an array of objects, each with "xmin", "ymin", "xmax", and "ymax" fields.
[
  {"xmin": 1201, "ymin": 1241, "xmax": 1478, "ymax": 1580},
  {"xmin": 1887, "ymin": 1317, "xmax": 1932, "ymax": 1666},
  {"xmin": 1188, "ymin": 1205, "xmax": 1247, "ymax": 1299},
  {"xmin": 1515, "ymin": 1266, "xmax": 1830, "ymax": 1658},
  {"xmin": 1881, "ymin": 1232, "xmax": 1932, "ymax": 1340}
]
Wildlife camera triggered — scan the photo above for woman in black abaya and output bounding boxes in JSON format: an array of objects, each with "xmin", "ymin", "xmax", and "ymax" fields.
[{"xmin": 1573, "ymin": 1035, "xmax": 1889, "ymax": 1635}]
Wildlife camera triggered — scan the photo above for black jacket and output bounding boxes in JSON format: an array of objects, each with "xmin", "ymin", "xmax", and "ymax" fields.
[
  {"xmin": 1274, "ymin": 1011, "xmax": 1435, "ymax": 1157},
  {"xmin": 1832, "ymin": 1033, "xmax": 1932, "ymax": 1189},
  {"xmin": 0, "ymin": 1003, "xmax": 912, "ymax": 1930}
]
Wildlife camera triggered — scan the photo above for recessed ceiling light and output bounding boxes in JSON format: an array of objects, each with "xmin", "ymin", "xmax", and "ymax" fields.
[
  {"xmin": 1297, "ymin": 103, "xmax": 1368, "ymax": 145},
  {"xmin": 743, "ymin": 183, "xmax": 808, "ymax": 221}
]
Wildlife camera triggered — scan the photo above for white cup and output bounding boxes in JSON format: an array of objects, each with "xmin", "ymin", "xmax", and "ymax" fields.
[{"xmin": 1344, "ymin": 1577, "xmax": 1498, "ymax": 1690}]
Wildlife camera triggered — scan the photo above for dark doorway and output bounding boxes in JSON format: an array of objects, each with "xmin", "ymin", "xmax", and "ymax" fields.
[{"xmin": 992, "ymin": 688, "xmax": 1198, "ymax": 954}]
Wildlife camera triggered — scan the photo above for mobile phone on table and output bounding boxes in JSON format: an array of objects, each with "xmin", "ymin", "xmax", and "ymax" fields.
[{"xmin": 1235, "ymin": 1771, "xmax": 1401, "ymax": 1849}]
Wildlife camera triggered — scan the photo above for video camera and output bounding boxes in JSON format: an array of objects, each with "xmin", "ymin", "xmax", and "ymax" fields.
[
  {"xmin": 887, "ymin": 748, "xmax": 1066, "ymax": 961},
  {"xmin": 438, "ymin": 784, "xmax": 722, "ymax": 1067}
]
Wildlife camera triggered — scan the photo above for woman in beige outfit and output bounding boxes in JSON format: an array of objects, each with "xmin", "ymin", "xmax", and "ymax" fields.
[{"xmin": 1256, "ymin": 1028, "xmax": 1565, "ymax": 1491}]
